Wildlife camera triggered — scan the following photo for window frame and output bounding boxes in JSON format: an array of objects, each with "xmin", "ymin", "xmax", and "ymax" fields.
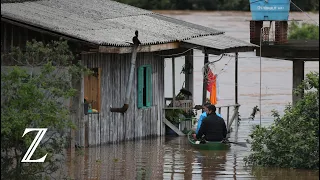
[{"xmin": 137, "ymin": 65, "xmax": 152, "ymax": 108}]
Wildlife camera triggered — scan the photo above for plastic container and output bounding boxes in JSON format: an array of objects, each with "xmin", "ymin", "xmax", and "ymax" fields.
[{"xmin": 249, "ymin": 0, "xmax": 290, "ymax": 21}]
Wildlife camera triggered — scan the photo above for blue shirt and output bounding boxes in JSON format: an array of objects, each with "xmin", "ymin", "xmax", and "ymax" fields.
[{"xmin": 196, "ymin": 112, "xmax": 222, "ymax": 134}]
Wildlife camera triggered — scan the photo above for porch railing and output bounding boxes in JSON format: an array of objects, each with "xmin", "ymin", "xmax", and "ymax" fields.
[{"xmin": 163, "ymin": 103, "xmax": 240, "ymax": 134}]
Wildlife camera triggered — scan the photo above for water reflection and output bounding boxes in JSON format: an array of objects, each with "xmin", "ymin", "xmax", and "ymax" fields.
[
  {"xmin": 196, "ymin": 150, "xmax": 228, "ymax": 180},
  {"xmin": 162, "ymin": 139, "xmax": 229, "ymax": 180},
  {"xmin": 66, "ymin": 119, "xmax": 319, "ymax": 180}
]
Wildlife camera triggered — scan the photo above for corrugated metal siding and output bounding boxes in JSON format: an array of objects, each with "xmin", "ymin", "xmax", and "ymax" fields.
[
  {"xmin": 82, "ymin": 52, "xmax": 165, "ymax": 145},
  {"xmin": 1, "ymin": 0, "xmax": 223, "ymax": 47}
]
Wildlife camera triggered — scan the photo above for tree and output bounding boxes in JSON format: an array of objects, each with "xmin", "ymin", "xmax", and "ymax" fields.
[
  {"xmin": 288, "ymin": 22, "xmax": 319, "ymax": 40},
  {"xmin": 244, "ymin": 72, "xmax": 319, "ymax": 169},
  {"xmin": 1, "ymin": 40, "xmax": 90, "ymax": 179}
]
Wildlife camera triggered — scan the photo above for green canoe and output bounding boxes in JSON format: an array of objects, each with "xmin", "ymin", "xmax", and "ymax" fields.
[{"xmin": 187, "ymin": 131, "xmax": 231, "ymax": 151}]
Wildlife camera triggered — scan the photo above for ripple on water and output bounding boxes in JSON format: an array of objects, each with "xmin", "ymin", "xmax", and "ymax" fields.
[{"xmin": 66, "ymin": 118, "xmax": 319, "ymax": 179}]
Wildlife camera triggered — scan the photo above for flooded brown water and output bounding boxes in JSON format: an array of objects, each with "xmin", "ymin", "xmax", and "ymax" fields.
[
  {"xmin": 67, "ymin": 118, "xmax": 319, "ymax": 180},
  {"xmin": 66, "ymin": 11, "xmax": 319, "ymax": 180}
]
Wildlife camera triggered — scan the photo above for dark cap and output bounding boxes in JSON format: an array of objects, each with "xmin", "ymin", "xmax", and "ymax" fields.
[
  {"xmin": 203, "ymin": 102, "xmax": 211, "ymax": 107},
  {"xmin": 207, "ymin": 104, "xmax": 216, "ymax": 112}
]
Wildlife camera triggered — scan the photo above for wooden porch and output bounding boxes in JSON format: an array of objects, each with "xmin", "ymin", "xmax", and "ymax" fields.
[
  {"xmin": 162, "ymin": 50, "xmax": 244, "ymax": 136},
  {"xmin": 163, "ymin": 103, "xmax": 241, "ymax": 136}
]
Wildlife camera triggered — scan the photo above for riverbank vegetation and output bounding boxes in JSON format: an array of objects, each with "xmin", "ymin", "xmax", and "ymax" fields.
[
  {"xmin": 288, "ymin": 22, "xmax": 319, "ymax": 40},
  {"xmin": 244, "ymin": 72, "xmax": 319, "ymax": 169},
  {"xmin": 115, "ymin": 0, "xmax": 319, "ymax": 11},
  {"xmin": 1, "ymin": 40, "xmax": 90, "ymax": 179}
]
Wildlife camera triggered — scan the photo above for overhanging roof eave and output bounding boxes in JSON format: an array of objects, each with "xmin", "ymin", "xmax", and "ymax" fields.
[{"xmin": 181, "ymin": 42, "xmax": 257, "ymax": 55}]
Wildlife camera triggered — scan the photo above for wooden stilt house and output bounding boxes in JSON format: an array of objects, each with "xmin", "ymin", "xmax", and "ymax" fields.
[{"xmin": 1, "ymin": 0, "xmax": 257, "ymax": 146}]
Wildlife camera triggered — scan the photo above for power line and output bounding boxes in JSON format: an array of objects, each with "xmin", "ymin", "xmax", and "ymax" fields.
[
  {"xmin": 155, "ymin": 46, "xmax": 200, "ymax": 57},
  {"xmin": 164, "ymin": 53, "xmax": 308, "ymax": 62}
]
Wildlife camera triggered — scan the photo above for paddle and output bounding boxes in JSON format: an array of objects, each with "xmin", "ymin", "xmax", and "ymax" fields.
[{"xmin": 225, "ymin": 141, "xmax": 247, "ymax": 147}]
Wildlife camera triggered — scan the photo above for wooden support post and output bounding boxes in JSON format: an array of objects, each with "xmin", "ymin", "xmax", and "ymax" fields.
[
  {"xmin": 18, "ymin": 26, "xmax": 21, "ymax": 49},
  {"xmin": 161, "ymin": 57, "xmax": 165, "ymax": 136},
  {"xmin": 163, "ymin": 118, "xmax": 185, "ymax": 136},
  {"xmin": 185, "ymin": 50, "xmax": 194, "ymax": 99},
  {"xmin": 172, "ymin": 57, "xmax": 176, "ymax": 106},
  {"xmin": 3, "ymin": 23, "xmax": 7, "ymax": 54},
  {"xmin": 226, "ymin": 106, "xmax": 230, "ymax": 128},
  {"xmin": 235, "ymin": 52, "xmax": 239, "ymax": 105},
  {"xmin": 202, "ymin": 53, "xmax": 209, "ymax": 105},
  {"xmin": 11, "ymin": 24, "xmax": 13, "ymax": 49},
  {"xmin": 234, "ymin": 53, "xmax": 240, "ymax": 134},
  {"xmin": 292, "ymin": 60, "xmax": 304, "ymax": 105},
  {"xmin": 80, "ymin": 69, "xmax": 85, "ymax": 147},
  {"xmin": 227, "ymin": 105, "xmax": 240, "ymax": 133},
  {"xmin": 97, "ymin": 68, "xmax": 101, "ymax": 112},
  {"xmin": 25, "ymin": 28, "xmax": 29, "ymax": 43}
]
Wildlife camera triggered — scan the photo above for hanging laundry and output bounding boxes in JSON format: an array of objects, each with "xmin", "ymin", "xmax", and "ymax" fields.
[
  {"xmin": 206, "ymin": 68, "xmax": 217, "ymax": 105},
  {"xmin": 210, "ymin": 74, "xmax": 217, "ymax": 105},
  {"xmin": 206, "ymin": 68, "xmax": 214, "ymax": 92}
]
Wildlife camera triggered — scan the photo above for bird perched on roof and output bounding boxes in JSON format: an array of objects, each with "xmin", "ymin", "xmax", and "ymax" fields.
[{"xmin": 132, "ymin": 30, "xmax": 141, "ymax": 46}]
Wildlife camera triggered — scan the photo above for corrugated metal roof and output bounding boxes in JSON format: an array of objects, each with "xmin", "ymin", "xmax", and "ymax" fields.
[
  {"xmin": 35, "ymin": 0, "xmax": 152, "ymax": 20},
  {"xmin": 1, "ymin": 0, "xmax": 223, "ymax": 47},
  {"xmin": 184, "ymin": 34, "xmax": 258, "ymax": 50},
  {"xmin": 1, "ymin": 0, "xmax": 256, "ymax": 50}
]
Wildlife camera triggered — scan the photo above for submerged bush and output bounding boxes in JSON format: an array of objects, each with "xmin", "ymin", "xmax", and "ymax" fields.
[{"xmin": 244, "ymin": 72, "xmax": 319, "ymax": 169}]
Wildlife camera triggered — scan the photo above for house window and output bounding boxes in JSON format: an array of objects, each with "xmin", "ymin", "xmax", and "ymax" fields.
[
  {"xmin": 84, "ymin": 68, "xmax": 101, "ymax": 113},
  {"xmin": 137, "ymin": 65, "xmax": 152, "ymax": 108}
]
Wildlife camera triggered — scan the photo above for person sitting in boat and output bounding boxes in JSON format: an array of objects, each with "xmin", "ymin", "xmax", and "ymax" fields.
[
  {"xmin": 196, "ymin": 104, "xmax": 227, "ymax": 142},
  {"xmin": 195, "ymin": 103, "xmax": 222, "ymax": 135}
]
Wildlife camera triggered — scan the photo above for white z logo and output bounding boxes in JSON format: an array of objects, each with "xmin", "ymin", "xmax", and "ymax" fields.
[{"xmin": 21, "ymin": 128, "xmax": 48, "ymax": 163}]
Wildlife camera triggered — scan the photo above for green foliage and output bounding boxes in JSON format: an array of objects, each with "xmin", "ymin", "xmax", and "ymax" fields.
[
  {"xmin": 244, "ymin": 72, "xmax": 319, "ymax": 169},
  {"xmin": 1, "ymin": 40, "xmax": 90, "ymax": 179},
  {"xmin": 165, "ymin": 90, "xmax": 196, "ymax": 124},
  {"xmin": 115, "ymin": 0, "xmax": 319, "ymax": 11},
  {"xmin": 165, "ymin": 109, "xmax": 185, "ymax": 124},
  {"xmin": 288, "ymin": 22, "xmax": 319, "ymax": 40}
]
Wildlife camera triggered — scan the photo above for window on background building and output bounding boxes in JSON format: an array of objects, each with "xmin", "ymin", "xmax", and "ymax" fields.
[{"xmin": 137, "ymin": 65, "xmax": 152, "ymax": 108}]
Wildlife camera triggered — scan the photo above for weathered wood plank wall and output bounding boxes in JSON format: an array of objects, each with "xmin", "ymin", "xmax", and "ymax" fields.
[
  {"xmin": 1, "ymin": 21, "xmax": 167, "ymax": 146},
  {"xmin": 1, "ymin": 21, "xmax": 90, "ymax": 66},
  {"xmin": 82, "ymin": 52, "xmax": 165, "ymax": 145},
  {"xmin": 1, "ymin": 21, "xmax": 57, "ymax": 54}
]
